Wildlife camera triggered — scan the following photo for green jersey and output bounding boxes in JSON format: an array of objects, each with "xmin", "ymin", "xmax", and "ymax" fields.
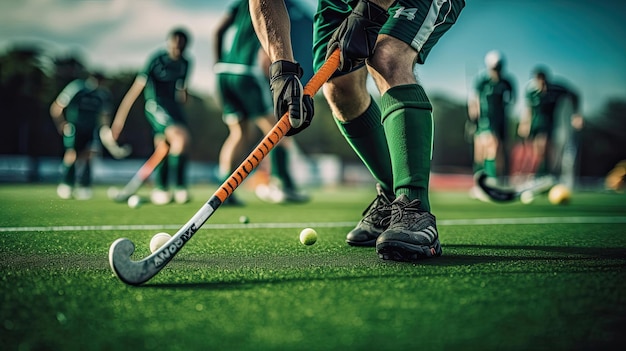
[
  {"xmin": 56, "ymin": 79, "xmax": 112, "ymax": 131},
  {"xmin": 473, "ymin": 72, "xmax": 515, "ymax": 137},
  {"xmin": 140, "ymin": 50, "xmax": 190, "ymax": 105},
  {"xmin": 219, "ymin": 0, "xmax": 261, "ymax": 67},
  {"xmin": 525, "ymin": 80, "xmax": 579, "ymax": 137}
]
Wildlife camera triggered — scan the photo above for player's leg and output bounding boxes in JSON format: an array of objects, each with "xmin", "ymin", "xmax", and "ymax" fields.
[
  {"xmin": 371, "ymin": 0, "xmax": 465, "ymax": 261},
  {"xmin": 145, "ymin": 101, "xmax": 173, "ymax": 205},
  {"xmin": 255, "ymin": 116, "xmax": 310, "ymax": 203},
  {"xmin": 218, "ymin": 116, "xmax": 249, "ymax": 206},
  {"xmin": 164, "ymin": 123, "xmax": 191, "ymax": 204},
  {"xmin": 73, "ymin": 129, "xmax": 101, "ymax": 200},
  {"xmin": 313, "ymin": 0, "xmax": 394, "ymax": 246},
  {"xmin": 531, "ymin": 133, "xmax": 548, "ymax": 177},
  {"xmin": 57, "ymin": 123, "xmax": 77, "ymax": 199},
  {"xmin": 482, "ymin": 132, "xmax": 499, "ymax": 179}
]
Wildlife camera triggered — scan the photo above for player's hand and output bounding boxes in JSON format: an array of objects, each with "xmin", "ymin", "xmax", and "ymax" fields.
[
  {"xmin": 269, "ymin": 60, "xmax": 314, "ymax": 136},
  {"xmin": 326, "ymin": 0, "xmax": 389, "ymax": 72}
]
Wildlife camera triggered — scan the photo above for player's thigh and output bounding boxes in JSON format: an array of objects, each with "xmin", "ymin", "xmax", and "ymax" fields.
[
  {"xmin": 381, "ymin": 0, "xmax": 465, "ymax": 64},
  {"xmin": 145, "ymin": 100, "xmax": 174, "ymax": 135}
]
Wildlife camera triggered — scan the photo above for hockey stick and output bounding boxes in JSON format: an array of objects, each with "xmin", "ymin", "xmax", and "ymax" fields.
[
  {"xmin": 99, "ymin": 126, "xmax": 132, "ymax": 159},
  {"xmin": 107, "ymin": 141, "xmax": 170, "ymax": 202},
  {"xmin": 475, "ymin": 171, "xmax": 556, "ymax": 203},
  {"xmin": 109, "ymin": 49, "xmax": 340, "ymax": 285}
]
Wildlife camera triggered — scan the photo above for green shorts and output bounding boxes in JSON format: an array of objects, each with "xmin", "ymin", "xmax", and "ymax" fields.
[
  {"xmin": 476, "ymin": 116, "xmax": 506, "ymax": 140},
  {"xmin": 144, "ymin": 99, "xmax": 187, "ymax": 135},
  {"xmin": 313, "ymin": 0, "xmax": 465, "ymax": 73},
  {"xmin": 62, "ymin": 123, "xmax": 101, "ymax": 153},
  {"xmin": 216, "ymin": 70, "xmax": 272, "ymax": 125}
]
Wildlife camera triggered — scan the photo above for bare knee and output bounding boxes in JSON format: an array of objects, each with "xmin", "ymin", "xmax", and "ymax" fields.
[
  {"xmin": 367, "ymin": 35, "xmax": 418, "ymax": 93},
  {"xmin": 166, "ymin": 125, "xmax": 190, "ymax": 154},
  {"xmin": 323, "ymin": 69, "xmax": 370, "ymax": 121}
]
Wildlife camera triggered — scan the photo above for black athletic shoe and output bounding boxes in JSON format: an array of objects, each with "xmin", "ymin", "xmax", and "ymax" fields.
[
  {"xmin": 376, "ymin": 195, "xmax": 442, "ymax": 261},
  {"xmin": 346, "ymin": 184, "xmax": 393, "ymax": 247}
]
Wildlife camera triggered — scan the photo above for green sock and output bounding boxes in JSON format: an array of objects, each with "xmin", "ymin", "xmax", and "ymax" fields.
[
  {"xmin": 473, "ymin": 162, "xmax": 484, "ymax": 175},
  {"xmin": 334, "ymin": 98, "xmax": 393, "ymax": 194},
  {"xmin": 484, "ymin": 158, "xmax": 496, "ymax": 178},
  {"xmin": 155, "ymin": 157, "xmax": 169, "ymax": 190},
  {"xmin": 380, "ymin": 84, "xmax": 433, "ymax": 212},
  {"xmin": 169, "ymin": 154, "xmax": 187, "ymax": 188},
  {"xmin": 62, "ymin": 162, "xmax": 75, "ymax": 186},
  {"xmin": 271, "ymin": 145, "xmax": 295, "ymax": 190}
]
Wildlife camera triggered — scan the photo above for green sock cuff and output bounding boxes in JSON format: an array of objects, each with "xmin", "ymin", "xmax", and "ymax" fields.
[
  {"xmin": 380, "ymin": 84, "xmax": 431, "ymax": 123},
  {"xmin": 334, "ymin": 98, "xmax": 381, "ymax": 138}
]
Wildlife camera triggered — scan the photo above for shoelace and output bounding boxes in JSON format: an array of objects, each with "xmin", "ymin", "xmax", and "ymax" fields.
[
  {"xmin": 391, "ymin": 198, "xmax": 423, "ymax": 223},
  {"xmin": 362, "ymin": 194, "xmax": 392, "ymax": 226}
]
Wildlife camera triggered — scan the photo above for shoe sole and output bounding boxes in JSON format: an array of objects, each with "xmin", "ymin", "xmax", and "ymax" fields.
[
  {"xmin": 346, "ymin": 238, "xmax": 377, "ymax": 247},
  {"xmin": 376, "ymin": 239, "xmax": 442, "ymax": 262}
]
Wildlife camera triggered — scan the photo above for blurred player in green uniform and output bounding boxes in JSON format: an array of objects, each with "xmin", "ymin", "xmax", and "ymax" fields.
[
  {"xmin": 112, "ymin": 28, "xmax": 192, "ymax": 205},
  {"xmin": 50, "ymin": 72, "xmax": 112, "ymax": 200},
  {"xmin": 518, "ymin": 66, "xmax": 583, "ymax": 181},
  {"xmin": 250, "ymin": 0, "xmax": 465, "ymax": 261},
  {"xmin": 213, "ymin": 0, "xmax": 309, "ymax": 205},
  {"xmin": 467, "ymin": 50, "xmax": 515, "ymax": 197}
]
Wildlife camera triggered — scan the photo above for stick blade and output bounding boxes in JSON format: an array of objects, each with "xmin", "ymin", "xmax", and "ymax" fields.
[
  {"xmin": 109, "ymin": 238, "xmax": 154, "ymax": 286},
  {"xmin": 475, "ymin": 171, "xmax": 517, "ymax": 202}
]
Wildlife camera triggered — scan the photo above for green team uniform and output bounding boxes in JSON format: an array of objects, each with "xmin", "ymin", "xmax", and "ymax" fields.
[
  {"xmin": 473, "ymin": 72, "xmax": 515, "ymax": 139},
  {"xmin": 313, "ymin": 0, "xmax": 465, "ymax": 73},
  {"xmin": 312, "ymin": 0, "xmax": 465, "ymax": 212},
  {"xmin": 525, "ymin": 80, "xmax": 579, "ymax": 139},
  {"xmin": 56, "ymin": 79, "xmax": 112, "ymax": 152},
  {"xmin": 140, "ymin": 50, "xmax": 190, "ymax": 135},
  {"xmin": 214, "ymin": 0, "xmax": 271, "ymax": 124}
]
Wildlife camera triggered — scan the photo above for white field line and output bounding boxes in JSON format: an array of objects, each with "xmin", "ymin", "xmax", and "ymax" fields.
[{"xmin": 1, "ymin": 216, "xmax": 625, "ymax": 233}]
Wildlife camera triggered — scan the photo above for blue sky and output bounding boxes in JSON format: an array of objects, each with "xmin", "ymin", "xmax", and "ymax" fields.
[{"xmin": 1, "ymin": 0, "xmax": 625, "ymax": 117}]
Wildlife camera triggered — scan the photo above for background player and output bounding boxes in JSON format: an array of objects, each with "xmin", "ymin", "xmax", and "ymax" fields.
[
  {"xmin": 213, "ymin": 0, "xmax": 309, "ymax": 206},
  {"xmin": 467, "ymin": 50, "xmax": 515, "ymax": 196},
  {"xmin": 112, "ymin": 28, "xmax": 193, "ymax": 205},
  {"xmin": 518, "ymin": 66, "xmax": 583, "ymax": 183},
  {"xmin": 50, "ymin": 72, "xmax": 112, "ymax": 200}
]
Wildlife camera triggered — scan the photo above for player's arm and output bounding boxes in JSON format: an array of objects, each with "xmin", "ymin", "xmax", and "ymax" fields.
[
  {"xmin": 176, "ymin": 61, "xmax": 190, "ymax": 104},
  {"xmin": 249, "ymin": 0, "xmax": 294, "ymax": 62},
  {"xmin": 467, "ymin": 78, "xmax": 481, "ymax": 121},
  {"xmin": 49, "ymin": 100, "xmax": 67, "ymax": 134},
  {"xmin": 249, "ymin": 0, "xmax": 312, "ymax": 136},
  {"xmin": 111, "ymin": 76, "xmax": 146, "ymax": 140},
  {"xmin": 50, "ymin": 82, "xmax": 79, "ymax": 134},
  {"xmin": 213, "ymin": 6, "xmax": 236, "ymax": 63},
  {"xmin": 567, "ymin": 87, "xmax": 584, "ymax": 130},
  {"xmin": 99, "ymin": 90, "xmax": 114, "ymax": 129}
]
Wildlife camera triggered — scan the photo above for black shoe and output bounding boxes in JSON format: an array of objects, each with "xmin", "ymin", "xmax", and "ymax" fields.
[
  {"xmin": 346, "ymin": 184, "xmax": 393, "ymax": 247},
  {"xmin": 376, "ymin": 195, "xmax": 442, "ymax": 261}
]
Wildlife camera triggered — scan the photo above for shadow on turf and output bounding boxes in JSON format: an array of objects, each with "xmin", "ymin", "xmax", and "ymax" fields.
[
  {"xmin": 136, "ymin": 245, "xmax": 625, "ymax": 289},
  {"xmin": 433, "ymin": 244, "xmax": 626, "ymax": 266}
]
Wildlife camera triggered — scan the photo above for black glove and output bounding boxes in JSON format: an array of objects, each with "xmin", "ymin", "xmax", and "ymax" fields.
[
  {"xmin": 327, "ymin": 0, "xmax": 389, "ymax": 72},
  {"xmin": 269, "ymin": 60, "xmax": 314, "ymax": 136}
]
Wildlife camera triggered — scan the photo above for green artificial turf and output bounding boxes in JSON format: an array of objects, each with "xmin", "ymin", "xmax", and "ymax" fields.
[{"xmin": 1, "ymin": 184, "xmax": 625, "ymax": 350}]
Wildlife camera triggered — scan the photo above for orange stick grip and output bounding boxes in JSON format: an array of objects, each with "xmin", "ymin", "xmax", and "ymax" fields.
[
  {"xmin": 137, "ymin": 141, "xmax": 169, "ymax": 179},
  {"xmin": 215, "ymin": 49, "xmax": 340, "ymax": 202}
]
